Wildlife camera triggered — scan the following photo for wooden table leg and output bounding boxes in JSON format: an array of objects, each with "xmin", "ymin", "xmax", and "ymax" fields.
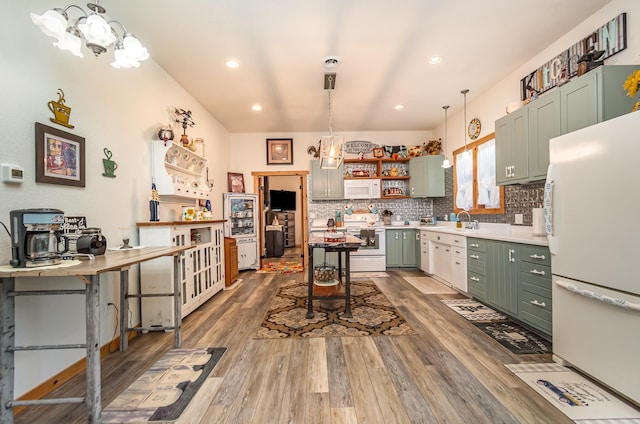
[{"xmin": 306, "ymin": 245, "xmax": 314, "ymax": 319}]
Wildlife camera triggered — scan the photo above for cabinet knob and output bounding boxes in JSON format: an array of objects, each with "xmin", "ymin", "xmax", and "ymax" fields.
[
  {"xmin": 470, "ymin": 254, "xmax": 479, "ymax": 259},
  {"xmin": 530, "ymin": 269, "xmax": 546, "ymax": 276},
  {"xmin": 470, "ymin": 276, "xmax": 480, "ymax": 282},
  {"xmin": 530, "ymin": 300, "xmax": 546, "ymax": 308},
  {"xmin": 530, "ymin": 254, "xmax": 546, "ymax": 260}
]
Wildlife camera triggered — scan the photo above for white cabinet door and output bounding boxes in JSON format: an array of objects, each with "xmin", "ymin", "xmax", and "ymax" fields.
[
  {"xmin": 420, "ymin": 235, "xmax": 430, "ymax": 273},
  {"xmin": 238, "ymin": 240, "xmax": 258, "ymax": 269},
  {"xmin": 432, "ymin": 242, "xmax": 451, "ymax": 283}
]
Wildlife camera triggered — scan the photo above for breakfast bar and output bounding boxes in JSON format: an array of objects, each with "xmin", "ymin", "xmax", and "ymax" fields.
[
  {"xmin": 0, "ymin": 245, "xmax": 189, "ymax": 424},
  {"xmin": 306, "ymin": 233, "xmax": 361, "ymax": 319}
]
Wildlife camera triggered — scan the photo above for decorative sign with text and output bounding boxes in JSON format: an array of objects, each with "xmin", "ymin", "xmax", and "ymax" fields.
[
  {"xmin": 520, "ymin": 13, "xmax": 627, "ymax": 101},
  {"xmin": 344, "ymin": 140, "xmax": 376, "ymax": 154}
]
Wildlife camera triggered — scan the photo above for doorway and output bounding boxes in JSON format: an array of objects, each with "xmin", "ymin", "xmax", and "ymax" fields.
[{"xmin": 252, "ymin": 171, "xmax": 309, "ymax": 269}]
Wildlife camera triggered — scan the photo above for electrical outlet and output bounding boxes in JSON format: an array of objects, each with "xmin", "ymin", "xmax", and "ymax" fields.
[{"xmin": 515, "ymin": 213, "xmax": 523, "ymax": 224}]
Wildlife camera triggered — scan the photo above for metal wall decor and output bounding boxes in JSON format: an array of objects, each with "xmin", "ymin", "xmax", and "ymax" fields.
[
  {"xmin": 102, "ymin": 148, "xmax": 117, "ymax": 178},
  {"xmin": 47, "ymin": 88, "xmax": 74, "ymax": 129}
]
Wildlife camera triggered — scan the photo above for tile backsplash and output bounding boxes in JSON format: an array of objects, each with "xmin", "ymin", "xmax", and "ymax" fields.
[{"xmin": 307, "ymin": 168, "xmax": 543, "ymax": 226}]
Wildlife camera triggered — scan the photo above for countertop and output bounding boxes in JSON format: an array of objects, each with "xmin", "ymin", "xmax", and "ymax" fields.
[{"xmin": 311, "ymin": 221, "xmax": 548, "ymax": 246}]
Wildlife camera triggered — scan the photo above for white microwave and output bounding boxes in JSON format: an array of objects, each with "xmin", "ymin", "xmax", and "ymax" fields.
[{"xmin": 343, "ymin": 179, "xmax": 381, "ymax": 199}]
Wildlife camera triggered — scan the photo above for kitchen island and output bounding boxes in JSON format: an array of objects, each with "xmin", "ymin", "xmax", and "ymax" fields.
[{"xmin": 307, "ymin": 233, "xmax": 361, "ymax": 318}]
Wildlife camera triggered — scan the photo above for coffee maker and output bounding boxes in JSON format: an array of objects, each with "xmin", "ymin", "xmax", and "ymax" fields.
[{"xmin": 9, "ymin": 208, "xmax": 69, "ymax": 268}]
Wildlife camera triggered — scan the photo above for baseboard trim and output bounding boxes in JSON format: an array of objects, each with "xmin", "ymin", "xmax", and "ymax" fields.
[{"xmin": 13, "ymin": 330, "xmax": 139, "ymax": 416}]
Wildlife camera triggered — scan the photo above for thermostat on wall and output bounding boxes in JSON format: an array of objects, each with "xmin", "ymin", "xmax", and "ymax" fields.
[{"xmin": 1, "ymin": 164, "xmax": 24, "ymax": 183}]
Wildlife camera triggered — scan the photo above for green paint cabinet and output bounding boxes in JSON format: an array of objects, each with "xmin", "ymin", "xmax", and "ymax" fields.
[
  {"xmin": 310, "ymin": 160, "xmax": 344, "ymax": 200},
  {"xmin": 518, "ymin": 244, "xmax": 552, "ymax": 337},
  {"xmin": 386, "ymin": 229, "xmax": 417, "ymax": 268},
  {"xmin": 495, "ymin": 105, "xmax": 529, "ymax": 185},
  {"xmin": 467, "ymin": 238, "xmax": 487, "ymax": 300},
  {"xmin": 485, "ymin": 240, "xmax": 519, "ymax": 316},
  {"xmin": 408, "ymin": 155, "xmax": 445, "ymax": 198}
]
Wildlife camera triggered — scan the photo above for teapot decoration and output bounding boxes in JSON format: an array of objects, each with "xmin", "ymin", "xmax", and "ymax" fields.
[{"xmin": 389, "ymin": 167, "xmax": 399, "ymax": 177}]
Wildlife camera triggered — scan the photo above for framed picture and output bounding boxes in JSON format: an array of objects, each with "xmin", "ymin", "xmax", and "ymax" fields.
[
  {"xmin": 35, "ymin": 122, "xmax": 85, "ymax": 187},
  {"xmin": 227, "ymin": 172, "xmax": 245, "ymax": 193},
  {"xmin": 373, "ymin": 147, "xmax": 384, "ymax": 158},
  {"xmin": 266, "ymin": 138, "xmax": 293, "ymax": 165}
]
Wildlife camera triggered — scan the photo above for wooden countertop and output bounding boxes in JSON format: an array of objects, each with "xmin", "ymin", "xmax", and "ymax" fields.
[
  {"xmin": 0, "ymin": 246, "xmax": 189, "ymax": 278},
  {"xmin": 136, "ymin": 219, "xmax": 226, "ymax": 227}
]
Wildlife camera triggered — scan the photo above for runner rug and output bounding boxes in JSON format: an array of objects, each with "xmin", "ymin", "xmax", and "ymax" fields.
[
  {"xmin": 403, "ymin": 277, "xmax": 458, "ymax": 294},
  {"xmin": 505, "ymin": 363, "xmax": 640, "ymax": 422},
  {"xmin": 254, "ymin": 280, "xmax": 415, "ymax": 339},
  {"xmin": 440, "ymin": 298, "xmax": 508, "ymax": 321},
  {"xmin": 103, "ymin": 347, "xmax": 226, "ymax": 423}
]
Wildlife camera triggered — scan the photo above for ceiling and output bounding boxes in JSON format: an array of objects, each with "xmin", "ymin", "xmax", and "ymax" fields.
[{"xmin": 106, "ymin": 0, "xmax": 612, "ymax": 133}]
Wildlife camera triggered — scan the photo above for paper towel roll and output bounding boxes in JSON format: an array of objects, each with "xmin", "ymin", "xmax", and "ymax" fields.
[{"xmin": 532, "ymin": 208, "xmax": 545, "ymax": 236}]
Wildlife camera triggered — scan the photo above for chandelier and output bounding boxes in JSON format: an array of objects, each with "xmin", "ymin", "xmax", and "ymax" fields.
[
  {"xmin": 319, "ymin": 73, "xmax": 344, "ymax": 169},
  {"xmin": 31, "ymin": 1, "xmax": 149, "ymax": 69}
]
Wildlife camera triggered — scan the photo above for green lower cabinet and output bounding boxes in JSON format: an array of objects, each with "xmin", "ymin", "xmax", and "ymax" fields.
[
  {"xmin": 467, "ymin": 238, "xmax": 487, "ymax": 300},
  {"xmin": 386, "ymin": 229, "xmax": 417, "ymax": 268},
  {"xmin": 485, "ymin": 240, "xmax": 519, "ymax": 316},
  {"xmin": 517, "ymin": 244, "xmax": 552, "ymax": 337}
]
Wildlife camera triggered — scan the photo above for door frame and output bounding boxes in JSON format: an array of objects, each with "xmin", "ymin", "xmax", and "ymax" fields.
[{"xmin": 252, "ymin": 170, "xmax": 309, "ymax": 268}]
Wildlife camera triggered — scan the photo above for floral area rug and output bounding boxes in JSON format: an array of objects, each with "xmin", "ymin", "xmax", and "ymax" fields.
[
  {"xmin": 256, "ymin": 261, "xmax": 303, "ymax": 273},
  {"xmin": 254, "ymin": 280, "xmax": 415, "ymax": 339}
]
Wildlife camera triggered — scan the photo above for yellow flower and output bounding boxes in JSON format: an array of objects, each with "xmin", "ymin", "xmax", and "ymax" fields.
[{"xmin": 623, "ymin": 70, "xmax": 640, "ymax": 98}]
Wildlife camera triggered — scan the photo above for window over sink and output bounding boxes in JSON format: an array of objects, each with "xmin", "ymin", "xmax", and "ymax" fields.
[{"xmin": 453, "ymin": 132, "xmax": 505, "ymax": 215}]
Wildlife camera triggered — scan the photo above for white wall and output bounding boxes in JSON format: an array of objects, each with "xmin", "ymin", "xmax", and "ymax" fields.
[
  {"xmin": 229, "ymin": 130, "xmax": 433, "ymax": 193},
  {"xmin": 434, "ymin": 0, "xmax": 640, "ymax": 160},
  {"xmin": 0, "ymin": 2, "xmax": 231, "ymax": 397}
]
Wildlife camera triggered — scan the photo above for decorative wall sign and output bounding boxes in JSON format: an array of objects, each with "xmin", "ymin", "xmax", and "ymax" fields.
[
  {"xmin": 266, "ymin": 138, "xmax": 293, "ymax": 165},
  {"xmin": 35, "ymin": 122, "xmax": 85, "ymax": 187},
  {"xmin": 344, "ymin": 140, "xmax": 375, "ymax": 154},
  {"xmin": 102, "ymin": 148, "xmax": 118, "ymax": 178},
  {"xmin": 520, "ymin": 13, "xmax": 626, "ymax": 101},
  {"xmin": 47, "ymin": 88, "xmax": 74, "ymax": 129}
]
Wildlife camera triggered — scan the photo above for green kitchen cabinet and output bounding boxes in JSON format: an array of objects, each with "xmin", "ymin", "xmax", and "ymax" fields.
[
  {"xmin": 310, "ymin": 160, "xmax": 344, "ymax": 200},
  {"xmin": 495, "ymin": 105, "xmax": 529, "ymax": 185},
  {"xmin": 408, "ymin": 155, "xmax": 444, "ymax": 198},
  {"xmin": 386, "ymin": 229, "xmax": 417, "ymax": 268},
  {"xmin": 467, "ymin": 238, "xmax": 487, "ymax": 301},
  {"xmin": 517, "ymin": 244, "xmax": 552, "ymax": 337},
  {"xmin": 559, "ymin": 65, "xmax": 637, "ymax": 134},
  {"xmin": 485, "ymin": 240, "xmax": 519, "ymax": 316},
  {"xmin": 528, "ymin": 89, "xmax": 561, "ymax": 180}
]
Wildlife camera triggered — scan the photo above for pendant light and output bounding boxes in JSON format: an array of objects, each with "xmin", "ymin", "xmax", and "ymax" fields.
[
  {"xmin": 320, "ymin": 73, "xmax": 344, "ymax": 169},
  {"xmin": 461, "ymin": 89, "xmax": 471, "ymax": 160},
  {"xmin": 441, "ymin": 105, "xmax": 451, "ymax": 168}
]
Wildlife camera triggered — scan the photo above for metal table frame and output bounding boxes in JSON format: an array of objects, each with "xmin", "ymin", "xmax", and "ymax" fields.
[
  {"xmin": 306, "ymin": 234, "xmax": 361, "ymax": 319},
  {"xmin": 0, "ymin": 246, "xmax": 188, "ymax": 424}
]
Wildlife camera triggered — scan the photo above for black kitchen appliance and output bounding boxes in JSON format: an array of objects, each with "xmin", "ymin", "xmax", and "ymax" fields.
[
  {"xmin": 9, "ymin": 208, "xmax": 69, "ymax": 268},
  {"xmin": 77, "ymin": 227, "xmax": 107, "ymax": 255}
]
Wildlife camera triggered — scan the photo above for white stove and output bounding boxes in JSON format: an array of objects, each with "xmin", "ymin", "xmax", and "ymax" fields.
[{"xmin": 342, "ymin": 213, "xmax": 386, "ymax": 272}]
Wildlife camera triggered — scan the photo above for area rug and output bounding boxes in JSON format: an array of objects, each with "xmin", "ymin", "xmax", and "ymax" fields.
[
  {"xmin": 505, "ymin": 363, "xmax": 640, "ymax": 422},
  {"xmin": 350, "ymin": 272, "xmax": 389, "ymax": 279},
  {"xmin": 256, "ymin": 261, "xmax": 303, "ymax": 273},
  {"xmin": 474, "ymin": 321, "xmax": 551, "ymax": 354},
  {"xmin": 254, "ymin": 280, "xmax": 415, "ymax": 339},
  {"xmin": 403, "ymin": 277, "xmax": 458, "ymax": 294},
  {"xmin": 440, "ymin": 298, "xmax": 507, "ymax": 321},
  {"xmin": 103, "ymin": 347, "xmax": 226, "ymax": 423}
]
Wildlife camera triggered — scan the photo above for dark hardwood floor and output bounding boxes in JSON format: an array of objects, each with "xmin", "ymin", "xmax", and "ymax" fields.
[{"xmin": 15, "ymin": 268, "xmax": 573, "ymax": 424}]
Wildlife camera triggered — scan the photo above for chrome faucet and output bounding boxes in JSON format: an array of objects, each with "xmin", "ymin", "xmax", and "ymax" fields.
[{"xmin": 456, "ymin": 210, "xmax": 478, "ymax": 229}]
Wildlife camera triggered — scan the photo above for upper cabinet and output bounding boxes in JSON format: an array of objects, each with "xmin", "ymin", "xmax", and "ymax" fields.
[
  {"xmin": 152, "ymin": 140, "xmax": 210, "ymax": 199},
  {"xmin": 409, "ymin": 155, "xmax": 445, "ymax": 198},
  {"xmin": 310, "ymin": 160, "xmax": 344, "ymax": 200},
  {"xmin": 495, "ymin": 65, "xmax": 638, "ymax": 185}
]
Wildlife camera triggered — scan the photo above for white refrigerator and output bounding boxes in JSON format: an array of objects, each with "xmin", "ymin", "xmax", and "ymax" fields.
[
  {"xmin": 223, "ymin": 193, "xmax": 260, "ymax": 270},
  {"xmin": 545, "ymin": 111, "xmax": 640, "ymax": 405}
]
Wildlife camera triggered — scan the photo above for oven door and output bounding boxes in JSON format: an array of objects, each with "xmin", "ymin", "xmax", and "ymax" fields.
[{"xmin": 346, "ymin": 228, "xmax": 385, "ymax": 256}]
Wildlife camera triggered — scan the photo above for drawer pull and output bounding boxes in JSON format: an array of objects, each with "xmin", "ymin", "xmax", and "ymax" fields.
[
  {"xmin": 529, "ymin": 269, "xmax": 546, "ymax": 276},
  {"xmin": 470, "ymin": 276, "xmax": 480, "ymax": 282},
  {"xmin": 470, "ymin": 243, "xmax": 479, "ymax": 248},
  {"xmin": 530, "ymin": 254, "xmax": 546, "ymax": 260},
  {"xmin": 470, "ymin": 254, "xmax": 480, "ymax": 259},
  {"xmin": 530, "ymin": 300, "xmax": 546, "ymax": 308}
]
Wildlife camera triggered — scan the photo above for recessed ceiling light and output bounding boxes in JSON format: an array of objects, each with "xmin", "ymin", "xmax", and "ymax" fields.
[
  {"xmin": 226, "ymin": 59, "xmax": 240, "ymax": 69},
  {"xmin": 394, "ymin": 104, "xmax": 405, "ymax": 110},
  {"xmin": 252, "ymin": 104, "xmax": 262, "ymax": 111},
  {"xmin": 429, "ymin": 55, "xmax": 443, "ymax": 64}
]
